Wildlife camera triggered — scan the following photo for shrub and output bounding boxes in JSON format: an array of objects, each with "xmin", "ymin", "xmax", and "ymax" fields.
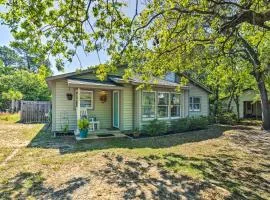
[
  {"xmin": 217, "ymin": 112, "xmax": 237, "ymax": 125},
  {"xmin": 142, "ymin": 119, "xmax": 168, "ymax": 136},
  {"xmin": 171, "ymin": 118, "xmax": 190, "ymax": 132},
  {"xmin": 189, "ymin": 116, "xmax": 208, "ymax": 130},
  {"xmin": 171, "ymin": 116, "xmax": 209, "ymax": 133}
]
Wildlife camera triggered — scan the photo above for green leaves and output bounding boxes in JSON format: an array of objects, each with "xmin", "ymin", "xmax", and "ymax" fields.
[{"xmin": 2, "ymin": 89, "xmax": 23, "ymax": 101}]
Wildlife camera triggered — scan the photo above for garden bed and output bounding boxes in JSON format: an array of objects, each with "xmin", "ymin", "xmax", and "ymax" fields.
[{"xmin": 124, "ymin": 128, "xmax": 208, "ymax": 139}]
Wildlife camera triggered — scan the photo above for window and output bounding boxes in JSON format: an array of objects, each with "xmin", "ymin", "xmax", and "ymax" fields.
[
  {"xmin": 171, "ymin": 93, "xmax": 181, "ymax": 118},
  {"xmin": 157, "ymin": 92, "xmax": 169, "ymax": 118},
  {"xmin": 189, "ymin": 97, "xmax": 201, "ymax": 112},
  {"xmin": 76, "ymin": 90, "xmax": 93, "ymax": 109},
  {"xmin": 142, "ymin": 92, "xmax": 155, "ymax": 120}
]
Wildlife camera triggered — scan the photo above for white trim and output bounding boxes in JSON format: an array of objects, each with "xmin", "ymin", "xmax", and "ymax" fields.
[
  {"xmin": 76, "ymin": 89, "xmax": 94, "ymax": 110},
  {"xmin": 170, "ymin": 92, "xmax": 182, "ymax": 118},
  {"xmin": 113, "ymin": 90, "xmax": 120, "ymax": 128},
  {"xmin": 157, "ymin": 92, "xmax": 170, "ymax": 119},
  {"xmin": 189, "ymin": 96, "xmax": 201, "ymax": 112},
  {"xmin": 141, "ymin": 91, "xmax": 156, "ymax": 121}
]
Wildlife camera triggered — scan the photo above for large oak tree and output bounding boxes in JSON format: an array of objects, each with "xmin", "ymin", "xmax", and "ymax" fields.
[{"xmin": 1, "ymin": 0, "xmax": 270, "ymax": 129}]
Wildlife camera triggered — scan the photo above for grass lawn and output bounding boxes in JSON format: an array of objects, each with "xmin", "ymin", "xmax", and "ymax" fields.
[{"xmin": 0, "ymin": 114, "xmax": 269, "ymax": 199}]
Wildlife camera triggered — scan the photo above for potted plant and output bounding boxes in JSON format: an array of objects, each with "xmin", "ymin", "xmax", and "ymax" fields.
[{"xmin": 78, "ymin": 118, "xmax": 89, "ymax": 138}]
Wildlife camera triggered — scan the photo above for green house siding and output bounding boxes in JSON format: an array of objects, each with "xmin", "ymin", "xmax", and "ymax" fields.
[
  {"xmin": 90, "ymin": 90, "xmax": 112, "ymax": 129},
  {"xmin": 49, "ymin": 76, "xmax": 210, "ymax": 133},
  {"xmin": 52, "ymin": 79, "xmax": 113, "ymax": 132},
  {"xmin": 51, "ymin": 81, "xmax": 56, "ymax": 131},
  {"xmin": 188, "ymin": 83, "xmax": 209, "ymax": 117},
  {"xmin": 55, "ymin": 80, "xmax": 77, "ymax": 131},
  {"xmin": 120, "ymin": 84, "xmax": 134, "ymax": 131}
]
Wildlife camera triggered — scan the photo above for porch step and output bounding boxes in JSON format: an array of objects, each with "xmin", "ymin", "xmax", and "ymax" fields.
[{"xmin": 75, "ymin": 129, "xmax": 128, "ymax": 141}]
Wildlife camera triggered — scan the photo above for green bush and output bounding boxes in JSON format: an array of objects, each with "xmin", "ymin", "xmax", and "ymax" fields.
[
  {"xmin": 171, "ymin": 116, "xmax": 209, "ymax": 133},
  {"xmin": 217, "ymin": 112, "xmax": 237, "ymax": 125},
  {"xmin": 171, "ymin": 118, "xmax": 190, "ymax": 132},
  {"xmin": 142, "ymin": 119, "xmax": 168, "ymax": 136},
  {"xmin": 189, "ymin": 116, "xmax": 208, "ymax": 130}
]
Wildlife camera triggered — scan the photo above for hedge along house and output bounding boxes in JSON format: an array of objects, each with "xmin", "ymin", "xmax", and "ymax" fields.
[{"xmin": 46, "ymin": 69, "xmax": 211, "ymax": 134}]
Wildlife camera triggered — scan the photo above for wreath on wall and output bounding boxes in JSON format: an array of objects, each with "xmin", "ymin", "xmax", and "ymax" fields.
[{"xmin": 100, "ymin": 92, "xmax": 107, "ymax": 103}]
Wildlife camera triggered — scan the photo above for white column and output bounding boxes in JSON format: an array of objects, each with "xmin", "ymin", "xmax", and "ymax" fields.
[{"xmin": 76, "ymin": 88, "xmax": 81, "ymax": 134}]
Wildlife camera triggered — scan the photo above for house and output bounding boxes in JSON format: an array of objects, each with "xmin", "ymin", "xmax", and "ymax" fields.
[
  {"xmin": 46, "ymin": 69, "xmax": 211, "ymax": 133},
  {"xmin": 222, "ymin": 89, "xmax": 262, "ymax": 119}
]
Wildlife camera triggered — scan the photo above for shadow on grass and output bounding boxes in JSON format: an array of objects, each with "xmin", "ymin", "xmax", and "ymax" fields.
[
  {"xmin": 0, "ymin": 172, "xmax": 89, "ymax": 200},
  {"xmin": 26, "ymin": 125, "xmax": 240, "ymax": 154},
  {"xmin": 141, "ymin": 152, "xmax": 270, "ymax": 200},
  {"xmin": 27, "ymin": 125, "xmax": 260, "ymax": 155},
  {"xmin": 90, "ymin": 153, "xmax": 214, "ymax": 200}
]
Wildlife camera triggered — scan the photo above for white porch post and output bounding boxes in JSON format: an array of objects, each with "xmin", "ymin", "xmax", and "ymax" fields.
[{"xmin": 76, "ymin": 88, "xmax": 81, "ymax": 134}]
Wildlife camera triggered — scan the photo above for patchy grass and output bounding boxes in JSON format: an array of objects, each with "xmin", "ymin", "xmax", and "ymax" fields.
[
  {"xmin": 0, "ymin": 113, "xmax": 20, "ymax": 124},
  {"xmin": 0, "ymin": 115, "xmax": 269, "ymax": 199},
  {"xmin": 240, "ymin": 119, "xmax": 262, "ymax": 126}
]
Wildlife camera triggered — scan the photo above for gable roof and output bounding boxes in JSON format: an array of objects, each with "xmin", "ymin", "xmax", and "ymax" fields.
[
  {"xmin": 46, "ymin": 70, "xmax": 212, "ymax": 93},
  {"xmin": 180, "ymin": 73, "xmax": 212, "ymax": 94},
  {"xmin": 46, "ymin": 69, "xmax": 94, "ymax": 81},
  {"xmin": 108, "ymin": 75, "xmax": 186, "ymax": 89}
]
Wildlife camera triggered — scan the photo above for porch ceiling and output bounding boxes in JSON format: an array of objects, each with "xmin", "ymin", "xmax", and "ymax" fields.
[{"xmin": 67, "ymin": 78, "xmax": 124, "ymax": 90}]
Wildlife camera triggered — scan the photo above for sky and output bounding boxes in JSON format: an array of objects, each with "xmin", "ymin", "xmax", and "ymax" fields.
[{"xmin": 0, "ymin": 0, "xmax": 142, "ymax": 75}]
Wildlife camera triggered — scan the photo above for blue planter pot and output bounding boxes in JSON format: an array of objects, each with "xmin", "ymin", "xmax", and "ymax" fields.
[{"xmin": 79, "ymin": 129, "xmax": 88, "ymax": 138}]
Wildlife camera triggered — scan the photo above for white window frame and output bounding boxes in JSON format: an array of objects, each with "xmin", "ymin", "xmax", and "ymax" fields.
[
  {"xmin": 189, "ymin": 96, "xmax": 201, "ymax": 112},
  {"xmin": 157, "ymin": 92, "xmax": 170, "ymax": 119},
  {"xmin": 76, "ymin": 89, "xmax": 94, "ymax": 110},
  {"xmin": 141, "ymin": 91, "xmax": 156, "ymax": 121},
  {"xmin": 170, "ymin": 92, "xmax": 181, "ymax": 119}
]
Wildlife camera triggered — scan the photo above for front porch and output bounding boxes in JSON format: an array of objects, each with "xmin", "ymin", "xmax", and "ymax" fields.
[
  {"xmin": 67, "ymin": 78, "xmax": 123, "ymax": 136},
  {"xmin": 75, "ymin": 129, "xmax": 128, "ymax": 141}
]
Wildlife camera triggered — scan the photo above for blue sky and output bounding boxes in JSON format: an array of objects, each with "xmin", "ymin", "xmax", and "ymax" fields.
[{"xmin": 0, "ymin": 0, "xmax": 142, "ymax": 75}]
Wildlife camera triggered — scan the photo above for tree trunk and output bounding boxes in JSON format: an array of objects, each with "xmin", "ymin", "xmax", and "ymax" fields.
[
  {"xmin": 234, "ymin": 95, "xmax": 240, "ymax": 121},
  {"xmin": 227, "ymin": 92, "xmax": 234, "ymax": 112},
  {"xmin": 11, "ymin": 99, "xmax": 15, "ymax": 113},
  {"xmin": 238, "ymin": 35, "xmax": 270, "ymax": 130},
  {"xmin": 257, "ymin": 79, "xmax": 270, "ymax": 130},
  {"xmin": 214, "ymin": 86, "xmax": 219, "ymax": 117}
]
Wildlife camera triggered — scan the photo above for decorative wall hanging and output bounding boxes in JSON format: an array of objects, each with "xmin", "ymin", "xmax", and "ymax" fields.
[{"xmin": 99, "ymin": 91, "xmax": 107, "ymax": 103}]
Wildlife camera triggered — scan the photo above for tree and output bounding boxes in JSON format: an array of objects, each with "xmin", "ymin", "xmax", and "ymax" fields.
[
  {"xmin": 0, "ymin": 65, "xmax": 51, "ymax": 110},
  {"xmin": 1, "ymin": 0, "xmax": 270, "ymax": 129},
  {"xmin": 2, "ymin": 89, "xmax": 23, "ymax": 112},
  {"xmin": 0, "ymin": 45, "xmax": 51, "ymax": 72},
  {"xmin": 0, "ymin": 46, "xmax": 24, "ymax": 67},
  {"xmin": 116, "ymin": 1, "xmax": 270, "ymax": 129}
]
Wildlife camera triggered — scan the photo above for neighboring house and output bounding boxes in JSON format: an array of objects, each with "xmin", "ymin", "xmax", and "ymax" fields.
[
  {"xmin": 46, "ymin": 70, "xmax": 211, "ymax": 133},
  {"xmin": 222, "ymin": 89, "xmax": 263, "ymax": 119}
]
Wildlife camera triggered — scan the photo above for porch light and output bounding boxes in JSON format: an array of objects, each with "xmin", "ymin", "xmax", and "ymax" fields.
[
  {"xmin": 66, "ymin": 93, "xmax": 73, "ymax": 100},
  {"xmin": 99, "ymin": 91, "xmax": 107, "ymax": 103}
]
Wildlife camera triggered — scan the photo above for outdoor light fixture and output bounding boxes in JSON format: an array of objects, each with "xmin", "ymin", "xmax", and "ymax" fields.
[
  {"xmin": 99, "ymin": 91, "xmax": 107, "ymax": 103},
  {"xmin": 66, "ymin": 93, "xmax": 73, "ymax": 100}
]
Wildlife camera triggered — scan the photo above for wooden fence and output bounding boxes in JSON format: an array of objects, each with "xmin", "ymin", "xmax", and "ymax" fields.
[{"xmin": 20, "ymin": 101, "xmax": 51, "ymax": 123}]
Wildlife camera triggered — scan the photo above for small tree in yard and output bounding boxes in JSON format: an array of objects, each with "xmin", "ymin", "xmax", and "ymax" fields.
[{"xmin": 2, "ymin": 89, "xmax": 23, "ymax": 113}]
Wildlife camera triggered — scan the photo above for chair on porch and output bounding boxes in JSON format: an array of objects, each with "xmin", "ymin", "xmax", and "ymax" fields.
[{"xmin": 80, "ymin": 108, "xmax": 100, "ymax": 132}]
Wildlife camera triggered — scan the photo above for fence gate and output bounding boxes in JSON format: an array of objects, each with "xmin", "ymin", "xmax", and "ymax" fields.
[{"xmin": 20, "ymin": 101, "xmax": 51, "ymax": 123}]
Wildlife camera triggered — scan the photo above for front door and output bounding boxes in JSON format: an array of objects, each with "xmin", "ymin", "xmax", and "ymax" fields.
[{"xmin": 113, "ymin": 91, "xmax": 120, "ymax": 128}]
